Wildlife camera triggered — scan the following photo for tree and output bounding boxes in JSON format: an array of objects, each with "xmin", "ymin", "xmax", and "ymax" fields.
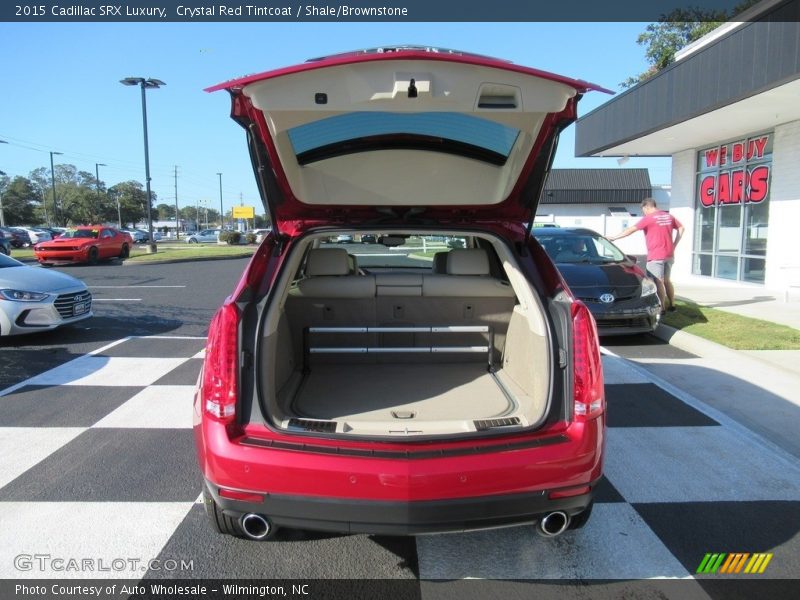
[
  {"xmin": 108, "ymin": 181, "xmax": 150, "ymax": 228},
  {"xmin": 621, "ymin": 1, "xmax": 760, "ymax": 89},
  {"xmin": 28, "ymin": 164, "xmax": 103, "ymax": 225},
  {"xmin": 156, "ymin": 203, "xmax": 176, "ymax": 220},
  {"xmin": 0, "ymin": 176, "xmax": 39, "ymax": 225}
]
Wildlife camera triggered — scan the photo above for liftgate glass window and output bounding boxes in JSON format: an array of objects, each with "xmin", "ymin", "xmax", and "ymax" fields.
[{"xmin": 693, "ymin": 132, "xmax": 772, "ymax": 283}]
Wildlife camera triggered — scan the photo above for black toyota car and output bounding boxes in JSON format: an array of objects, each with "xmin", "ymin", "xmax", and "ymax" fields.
[{"xmin": 533, "ymin": 227, "xmax": 661, "ymax": 335}]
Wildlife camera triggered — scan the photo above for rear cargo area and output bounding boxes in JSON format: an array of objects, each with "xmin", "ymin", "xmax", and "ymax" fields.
[{"xmin": 258, "ymin": 240, "xmax": 552, "ymax": 437}]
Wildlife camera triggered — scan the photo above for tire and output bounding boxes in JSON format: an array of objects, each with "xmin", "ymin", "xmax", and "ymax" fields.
[
  {"xmin": 119, "ymin": 244, "xmax": 130, "ymax": 259},
  {"xmin": 188, "ymin": 238, "xmax": 198, "ymax": 243},
  {"xmin": 87, "ymin": 246, "xmax": 99, "ymax": 265},
  {"xmin": 202, "ymin": 487, "xmax": 243, "ymax": 537}
]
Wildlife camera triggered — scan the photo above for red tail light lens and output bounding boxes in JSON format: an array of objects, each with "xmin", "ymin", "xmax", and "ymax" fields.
[
  {"xmin": 203, "ymin": 303, "xmax": 239, "ymax": 423},
  {"xmin": 571, "ymin": 301, "xmax": 604, "ymax": 421}
]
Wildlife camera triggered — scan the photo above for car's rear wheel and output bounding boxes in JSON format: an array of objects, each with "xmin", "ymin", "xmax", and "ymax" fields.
[
  {"xmin": 202, "ymin": 487, "xmax": 244, "ymax": 538},
  {"xmin": 189, "ymin": 238, "xmax": 198, "ymax": 243},
  {"xmin": 87, "ymin": 246, "xmax": 99, "ymax": 265},
  {"xmin": 119, "ymin": 244, "xmax": 130, "ymax": 259}
]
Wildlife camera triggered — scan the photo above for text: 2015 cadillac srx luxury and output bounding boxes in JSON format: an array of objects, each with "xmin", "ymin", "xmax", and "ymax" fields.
[{"xmin": 194, "ymin": 47, "xmax": 609, "ymax": 541}]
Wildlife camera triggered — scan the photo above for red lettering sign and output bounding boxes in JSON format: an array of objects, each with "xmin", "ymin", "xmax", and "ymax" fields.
[
  {"xmin": 699, "ymin": 167, "xmax": 770, "ymax": 207},
  {"xmin": 700, "ymin": 176, "xmax": 716, "ymax": 207},
  {"xmin": 732, "ymin": 142, "xmax": 744, "ymax": 163},
  {"xmin": 704, "ymin": 148, "xmax": 719, "ymax": 168},
  {"xmin": 751, "ymin": 136, "xmax": 768, "ymax": 160},
  {"xmin": 748, "ymin": 166, "xmax": 769, "ymax": 203},
  {"xmin": 731, "ymin": 170, "xmax": 745, "ymax": 203},
  {"xmin": 717, "ymin": 172, "xmax": 731, "ymax": 204}
]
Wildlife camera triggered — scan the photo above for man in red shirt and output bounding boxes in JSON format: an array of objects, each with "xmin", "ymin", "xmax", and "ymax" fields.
[{"xmin": 609, "ymin": 198, "xmax": 684, "ymax": 313}]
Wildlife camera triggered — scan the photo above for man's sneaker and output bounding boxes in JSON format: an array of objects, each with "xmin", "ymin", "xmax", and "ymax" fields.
[{"xmin": 667, "ymin": 305, "xmax": 677, "ymax": 313}]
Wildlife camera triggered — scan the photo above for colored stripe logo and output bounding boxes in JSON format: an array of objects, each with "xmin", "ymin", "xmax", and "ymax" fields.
[{"xmin": 696, "ymin": 553, "xmax": 773, "ymax": 574}]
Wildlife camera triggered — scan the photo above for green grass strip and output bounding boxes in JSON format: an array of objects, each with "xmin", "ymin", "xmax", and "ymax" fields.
[{"xmin": 662, "ymin": 300, "xmax": 800, "ymax": 350}]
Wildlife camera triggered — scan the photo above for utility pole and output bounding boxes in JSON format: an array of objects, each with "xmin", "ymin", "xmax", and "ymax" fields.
[
  {"xmin": 174, "ymin": 165, "xmax": 179, "ymax": 239},
  {"xmin": 49, "ymin": 151, "xmax": 63, "ymax": 226},
  {"xmin": 0, "ymin": 140, "xmax": 7, "ymax": 227},
  {"xmin": 95, "ymin": 163, "xmax": 106, "ymax": 224},
  {"xmin": 217, "ymin": 172, "xmax": 223, "ymax": 228}
]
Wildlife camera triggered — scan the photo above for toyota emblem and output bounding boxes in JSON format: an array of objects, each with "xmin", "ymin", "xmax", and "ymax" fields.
[{"xmin": 599, "ymin": 293, "xmax": 615, "ymax": 304}]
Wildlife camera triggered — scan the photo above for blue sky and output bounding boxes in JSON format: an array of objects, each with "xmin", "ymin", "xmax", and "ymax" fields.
[{"xmin": 0, "ymin": 22, "xmax": 671, "ymax": 215}]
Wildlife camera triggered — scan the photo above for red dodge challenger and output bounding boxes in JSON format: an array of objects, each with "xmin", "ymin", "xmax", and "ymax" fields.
[{"xmin": 34, "ymin": 226, "xmax": 132, "ymax": 266}]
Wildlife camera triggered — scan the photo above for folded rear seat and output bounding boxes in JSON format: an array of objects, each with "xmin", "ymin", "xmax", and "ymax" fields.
[
  {"xmin": 376, "ymin": 249, "xmax": 516, "ymax": 362},
  {"xmin": 285, "ymin": 248, "xmax": 377, "ymax": 364}
]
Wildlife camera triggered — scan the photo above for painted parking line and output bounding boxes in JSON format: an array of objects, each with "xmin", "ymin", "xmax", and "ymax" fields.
[
  {"xmin": 91, "ymin": 299, "xmax": 142, "ymax": 302},
  {"xmin": 89, "ymin": 285, "xmax": 187, "ymax": 289}
]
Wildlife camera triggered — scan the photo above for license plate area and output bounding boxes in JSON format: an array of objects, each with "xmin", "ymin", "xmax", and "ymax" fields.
[{"xmin": 73, "ymin": 302, "xmax": 88, "ymax": 316}]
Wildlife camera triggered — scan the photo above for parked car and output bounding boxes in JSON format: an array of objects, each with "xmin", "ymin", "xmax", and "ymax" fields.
[
  {"xmin": 34, "ymin": 226, "xmax": 133, "ymax": 266},
  {"xmin": 0, "ymin": 252, "xmax": 92, "ymax": 335},
  {"xmin": 360, "ymin": 234, "xmax": 377, "ymax": 244},
  {"xmin": 0, "ymin": 230, "xmax": 10, "ymax": 255},
  {"xmin": 533, "ymin": 227, "xmax": 660, "ymax": 335},
  {"xmin": 186, "ymin": 229, "xmax": 221, "ymax": 243},
  {"xmin": 40, "ymin": 227, "xmax": 66, "ymax": 239},
  {"xmin": 0, "ymin": 227, "xmax": 31, "ymax": 248},
  {"xmin": 18, "ymin": 227, "xmax": 52, "ymax": 244},
  {"xmin": 195, "ymin": 47, "xmax": 607, "ymax": 542},
  {"xmin": 252, "ymin": 228, "xmax": 272, "ymax": 243},
  {"xmin": 124, "ymin": 229, "xmax": 150, "ymax": 243}
]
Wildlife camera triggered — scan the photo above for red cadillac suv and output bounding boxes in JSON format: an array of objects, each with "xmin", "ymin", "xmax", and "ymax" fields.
[{"xmin": 194, "ymin": 47, "xmax": 607, "ymax": 541}]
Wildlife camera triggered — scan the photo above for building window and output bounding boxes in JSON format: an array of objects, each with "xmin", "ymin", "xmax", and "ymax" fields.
[{"xmin": 692, "ymin": 132, "xmax": 772, "ymax": 283}]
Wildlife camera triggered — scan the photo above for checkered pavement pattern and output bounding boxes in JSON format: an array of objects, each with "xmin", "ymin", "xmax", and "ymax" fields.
[{"xmin": 1, "ymin": 336, "xmax": 799, "ymax": 587}]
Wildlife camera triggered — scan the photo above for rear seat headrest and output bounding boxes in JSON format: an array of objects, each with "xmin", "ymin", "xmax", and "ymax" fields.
[
  {"xmin": 447, "ymin": 249, "xmax": 490, "ymax": 276},
  {"xmin": 305, "ymin": 248, "xmax": 351, "ymax": 276},
  {"xmin": 432, "ymin": 252, "xmax": 448, "ymax": 274}
]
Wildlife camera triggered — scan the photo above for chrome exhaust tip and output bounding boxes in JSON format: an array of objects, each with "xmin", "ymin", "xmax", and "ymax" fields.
[
  {"xmin": 537, "ymin": 511, "xmax": 570, "ymax": 537},
  {"xmin": 241, "ymin": 513, "xmax": 272, "ymax": 540}
]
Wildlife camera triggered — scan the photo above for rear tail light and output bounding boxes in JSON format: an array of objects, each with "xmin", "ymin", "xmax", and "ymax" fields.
[
  {"xmin": 202, "ymin": 303, "xmax": 239, "ymax": 423},
  {"xmin": 571, "ymin": 301, "xmax": 604, "ymax": 421}
]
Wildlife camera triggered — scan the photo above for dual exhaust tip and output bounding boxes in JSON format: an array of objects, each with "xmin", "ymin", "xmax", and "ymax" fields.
[
  {"xmin": 241, "ymin": 510, "xmax": 570, "ymax": 540},
  {"xmin": 537, "ymin": 511, "xmax": 570, "ymax": 537}
]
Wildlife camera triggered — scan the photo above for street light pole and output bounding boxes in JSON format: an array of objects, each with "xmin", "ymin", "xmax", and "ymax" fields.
[
  {"xmin": 120, "ymin": 76, "xmax": 165, "ymax": 254},
  {"xmin": 217, "ymin": 172, "xmax": 223, "ymax": 228},
  {"xmin": 0, "ymin": 140, "xmax": 7, "ymax": 227},
  {"xmin": 49, "ymin": 151, "xmax": 62, "ymax": 226},
  {"xmin": 95, "ymin": 163, "xmax": 106, "ymax": 225}
]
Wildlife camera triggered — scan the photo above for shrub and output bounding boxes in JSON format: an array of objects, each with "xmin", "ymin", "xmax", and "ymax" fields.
[
  {"xmin": 245, "ymin": 232, "xmax": 257, "ymax": 245},
  {"xmin": 219, "ymin": 230, "xmax": 241, "ymax": 245}
]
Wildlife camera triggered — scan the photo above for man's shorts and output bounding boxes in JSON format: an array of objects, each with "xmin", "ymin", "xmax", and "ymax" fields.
[{"xmin": 646, "ymin": 259, "xmax": 673, "ymax": 280}]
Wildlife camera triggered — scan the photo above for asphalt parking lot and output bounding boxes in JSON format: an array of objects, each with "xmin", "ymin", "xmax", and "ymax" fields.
[{"xmin": 1, "ymin": 254, "xmax": 798, "ymax": 598}]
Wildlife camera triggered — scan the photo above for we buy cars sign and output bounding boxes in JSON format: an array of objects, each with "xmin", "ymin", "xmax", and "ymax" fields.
[{"xmin": 699, "ymin": 134, "xmax": 771, "ymax": 208}]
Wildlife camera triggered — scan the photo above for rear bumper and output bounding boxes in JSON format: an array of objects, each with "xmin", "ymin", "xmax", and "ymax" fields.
[
  {"xmin": 195, "ymin": 415, "xmax": 604, "ymax": 535},
  {"xmin": 205, "ymin": 479, "xmax": 596, "ymax": 535}
]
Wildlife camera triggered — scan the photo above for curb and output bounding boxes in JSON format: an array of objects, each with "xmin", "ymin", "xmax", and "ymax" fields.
[
  {"xmin": 654, "ymin": 322, "xmax": 799, "ymax": 377},
  {"xmin": 122, "ymin": 253, "xmax": 255, "ymax": 266}
]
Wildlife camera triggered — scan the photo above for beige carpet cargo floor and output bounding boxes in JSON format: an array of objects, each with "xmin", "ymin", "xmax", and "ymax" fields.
[{"xmin": 290, "ymin": 363, "xmax": 516, "ymax": 422}]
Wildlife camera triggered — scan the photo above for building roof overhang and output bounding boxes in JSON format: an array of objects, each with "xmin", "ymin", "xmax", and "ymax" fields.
[{"xmin": 575, "ymin": 0, "xmax": 800, "ymax": 157}]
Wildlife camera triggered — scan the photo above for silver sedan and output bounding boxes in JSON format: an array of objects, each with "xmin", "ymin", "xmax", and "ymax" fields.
[{"xmin": 0, "ymin": 254, "xmax": 92, "ymax": 336}]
